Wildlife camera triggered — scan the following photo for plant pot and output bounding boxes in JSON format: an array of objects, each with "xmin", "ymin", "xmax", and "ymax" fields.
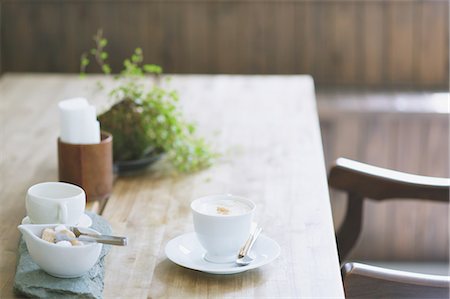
[{"xmin": 114, "ymin": 151, "xmax": 163, "ymax": 175}]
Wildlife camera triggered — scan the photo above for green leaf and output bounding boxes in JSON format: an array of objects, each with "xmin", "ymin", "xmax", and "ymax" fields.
[
  {"xmin": 100, "ymin": 38, "xmax": 108, "ymax": 47},
  {"xmin": 81, "ymin": 57, "xmax": 90, "ymax": 66},
  {"xmin": 100, "ymin": 52, "xmax": 108, "ymax": 60},
  {"xmin": 143, "ymin": 64, "xmax": 162, "ymax": 74},
  {"xmin": 102, "ymin": 64, "xmax": 111, "ymax": 74},
  {"xmin": 187, "ymin": 124, "xmax": 195, "ymax": 134}
]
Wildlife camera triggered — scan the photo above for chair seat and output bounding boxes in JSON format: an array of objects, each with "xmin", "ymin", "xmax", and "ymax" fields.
[{"xmin": 363, "ymin": 261, "xmax": 449, "ymax": 276}]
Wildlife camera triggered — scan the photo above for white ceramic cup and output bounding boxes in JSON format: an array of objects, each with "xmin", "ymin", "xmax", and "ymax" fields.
[
  {"xmin": 26, "ymin": 182, "xmax": 86, "ymax": 225},
  {"xmin": 191, "ymin": 194, "xmax": 255, "ymax": 263}
]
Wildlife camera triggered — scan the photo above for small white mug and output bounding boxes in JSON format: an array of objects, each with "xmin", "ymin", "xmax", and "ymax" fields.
[
  {"xmin": 191, "ymin": 194, "xmax": 255, "ymax": 263},
  {"xmin": 26, "ymin": 182, "xmax": 86, "ymax": 225}
]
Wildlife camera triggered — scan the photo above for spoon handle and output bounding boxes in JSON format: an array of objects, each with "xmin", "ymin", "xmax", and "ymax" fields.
[
  {"xmin": 79, "ymin": 235, "xmax": 128, "ymax": 246},
  {"xmin": 239, "ymin": 227, "xmax": 262, "ymax": 258},
  {"xmin": 70, "ymin": 226, "xmax": 128, "ymax": 246}
]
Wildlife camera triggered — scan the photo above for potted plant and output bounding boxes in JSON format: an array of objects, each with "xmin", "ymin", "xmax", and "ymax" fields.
[{"xmin": 80, "ymin": 30, "xmax": 215, "ymax": 173}]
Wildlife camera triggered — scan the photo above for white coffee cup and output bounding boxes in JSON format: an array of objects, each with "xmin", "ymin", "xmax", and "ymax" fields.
[
  {"xmin": 26, "ymin": 182, "xmax": 86, "ymax": 225},
  {"xmin": 191, "ymin": 194, "xmax": 255, "ymax": 263}
]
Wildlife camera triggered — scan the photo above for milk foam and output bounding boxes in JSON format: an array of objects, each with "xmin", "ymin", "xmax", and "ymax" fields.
[{"xmin": 197, "ymin": 198, "xmax": 251, "ymax": 216}]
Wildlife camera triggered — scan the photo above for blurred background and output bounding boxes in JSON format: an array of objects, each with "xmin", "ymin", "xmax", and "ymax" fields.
[{"xmin": 1, "ymin": 0, "xmax": 449, "ymax": 266}]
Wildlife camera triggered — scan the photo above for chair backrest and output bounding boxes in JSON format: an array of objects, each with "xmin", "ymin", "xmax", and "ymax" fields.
[
  {"xmin": 328, "ymin": 157, "xmax": 450, "ymax": 261},
  {"xmin": 342, "ymin": 262, "xmax": 450, "ymax": 299}
]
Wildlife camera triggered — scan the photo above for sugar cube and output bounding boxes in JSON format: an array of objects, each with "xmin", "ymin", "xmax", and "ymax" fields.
[
  {"xmin": 41, "ymin": 228, "xmax": 56, "ymax": 243},
  {"xmin": 56, "ymin": 240, "xmax": 72, "ymax": 247},
  {"xmin": 70, "ymin": 239, "xmax": 84, "ymax": 246},
  {"xmin": 54, "ymin": 224, "xmax": 67, "ymax": 233},
  {"xmin": 56, "ymin": 229, "xmax": 76, "ymax": 240}
]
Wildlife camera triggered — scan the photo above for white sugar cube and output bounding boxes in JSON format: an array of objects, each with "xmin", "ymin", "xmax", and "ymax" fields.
[
  {"xmin": 70, "ymin": 240, "xmax": 84, "ymax": 246},
  {"xmin": 54, "ymin": 225, "xmax": 68, "ymax": 233},
  {"xmin": 41, "ymin": 228, "xmax": 56, "ymax": 243},
  {"xmin": 57, "ymin": 229, "xmax": 76, "ymax": 239},
  {"xmin": 56, "ymin": 240, "xmax": 72, "ymax": 247}
]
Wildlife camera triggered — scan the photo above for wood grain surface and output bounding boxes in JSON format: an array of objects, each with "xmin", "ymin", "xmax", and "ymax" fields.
[
  {"xmin": 1, "ymin": 0, "xmax": 448, "ymax": 88},
  {"xmin": 0, "ymin": 74, "xmax": 344, "ymax": 298}
]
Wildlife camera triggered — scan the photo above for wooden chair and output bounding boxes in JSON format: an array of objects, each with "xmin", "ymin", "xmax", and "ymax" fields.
[{"xmin": 328, "ymin": 157, "xmax": 450, "ymax": 298}]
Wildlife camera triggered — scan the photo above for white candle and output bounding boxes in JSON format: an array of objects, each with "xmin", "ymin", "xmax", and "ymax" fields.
[{"xmin": 59, "ymin": 97, "xmax": 101, "ymax": 144}]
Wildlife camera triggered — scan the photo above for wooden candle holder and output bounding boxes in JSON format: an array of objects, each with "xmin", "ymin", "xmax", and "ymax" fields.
[{"xmin": 58, "ymin": 132, "xmax": 113, "ymax": 202}]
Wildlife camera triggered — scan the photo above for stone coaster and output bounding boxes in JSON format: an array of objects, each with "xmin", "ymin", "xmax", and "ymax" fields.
[{"xmin": 14, "ymin": 212, "xmax": 112, "ymax": 299}]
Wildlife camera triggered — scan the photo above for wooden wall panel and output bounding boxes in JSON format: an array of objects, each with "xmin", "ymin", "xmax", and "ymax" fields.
[
  {"xmin": 362, "ymin": 2, "xmax": 385, "ymax": 85},
  {"xmin": 143, "ymin": 3, "xmax": 164, "ymax": 73},
  {"xmin": 160, "ymin": 3, "xmax": 186, "ymax": 72},
  {"xmin": 387, "ymin": 2, "xmax": 416, "ymax": 86},
  {"xmin": 186, "ymin": 4, "xmax": 214, "ymax": 73},
  {"xmin": 1, "ymin": 0, "xmax": 449, "ymax": 88},
  {"xmin": 213, "ymin": 3, "xmax": 239, "ymax": 74},
  {"xmin": 272, "ymin": 2, "xmax": 296, "ymax": 74},
  {"xmin": 331, "ymin": 3, "xmax": 359, "ymax": 84},
  {"xmin": 294, "ymin": 2, "xmax": 314, "ymax": 75},
  {"xmin": 415, "ymin": 2, "xmax": 449, "ymax": 87},
  {"xmin": 314, "ymin": 2, "xmax": 335, "ymax": 84},
  {"xmin": 237, "ymin": 3, "xmax": 271, "ymax": 73}
]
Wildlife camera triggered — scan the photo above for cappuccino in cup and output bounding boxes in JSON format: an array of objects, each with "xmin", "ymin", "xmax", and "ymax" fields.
[
  {"xmin": 191, "ymin": 194, "xmax": 255, "ymax": 263},
  {"xmin": 195, "ymin": 197, "xmax": 252, "ymax": 216}
]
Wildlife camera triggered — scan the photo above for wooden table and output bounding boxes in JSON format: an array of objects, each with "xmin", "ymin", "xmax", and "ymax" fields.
[{"xmin": 0, "ymin": 74, "xmax": 344, "ymax": 298}]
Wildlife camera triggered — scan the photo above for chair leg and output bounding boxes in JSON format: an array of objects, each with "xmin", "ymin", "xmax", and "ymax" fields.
[{"xmin": 336, "ymin": 193, "xmax": 364, "ymax": 262}]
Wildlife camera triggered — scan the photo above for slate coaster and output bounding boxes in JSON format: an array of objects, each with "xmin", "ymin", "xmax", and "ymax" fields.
[{"xmin": 14, "ymin": 212, "xmax": 112, "ymax": 299}]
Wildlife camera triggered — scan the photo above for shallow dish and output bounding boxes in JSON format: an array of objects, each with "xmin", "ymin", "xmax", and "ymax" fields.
[
  {"xmin": 18, "ymin": 224, "xmax": 102, "ymax": 278},
  {"xmin": 165, "ymin": 232, "xmax": 280, "ymax": 274}
]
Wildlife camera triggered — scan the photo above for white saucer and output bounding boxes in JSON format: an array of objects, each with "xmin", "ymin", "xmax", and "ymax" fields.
[
  {"xmin": 165, "ymin": 232, "xmax": 280, "ymax": 275},
  {"xmin": 21, "ymin": 213, "xmax": 93, "ymax": 228}
]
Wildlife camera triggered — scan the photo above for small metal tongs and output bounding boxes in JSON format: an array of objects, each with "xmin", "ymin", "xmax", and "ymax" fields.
[
  {"xmin": 57, "ymin": 226, "xmax": 128, "ymax": 246},
  {"xmin": 236, "ymin": 225, "xmax": 262, "ymax": 266}
]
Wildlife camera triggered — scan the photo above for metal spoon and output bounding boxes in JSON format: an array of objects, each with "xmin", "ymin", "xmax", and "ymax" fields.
[
  {"xmin": 56, "ymin": 226, "xmax": 128, "ymax": 246},
  {"xmin": 236, "ymin": 227, "xmax": 262, "ymax": 266}
]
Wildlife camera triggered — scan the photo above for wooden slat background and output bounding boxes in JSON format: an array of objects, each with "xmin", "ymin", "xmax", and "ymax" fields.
[{"xmin": 1, "ymin": 0, "xmax": 449, "ymax": 88}]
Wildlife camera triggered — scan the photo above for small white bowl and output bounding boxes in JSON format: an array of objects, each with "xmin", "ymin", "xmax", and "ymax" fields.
[{"xmin": 18, "ymin": 224, "xmax": 102, "ymax": 278}]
